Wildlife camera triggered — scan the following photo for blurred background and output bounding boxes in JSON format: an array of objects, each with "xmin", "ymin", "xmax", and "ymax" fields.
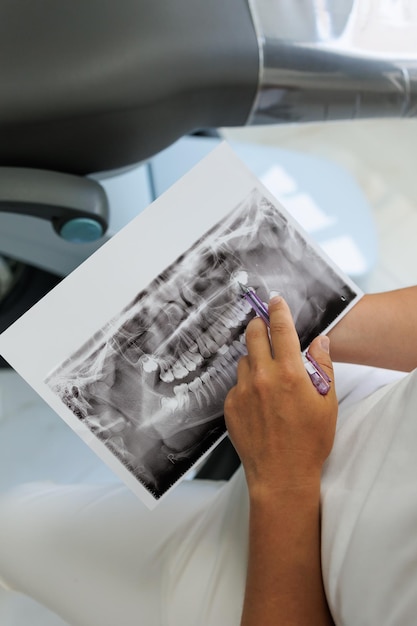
[{"xmin": 223, "ymin": 119, "xmax": 417, "ymax": 293}]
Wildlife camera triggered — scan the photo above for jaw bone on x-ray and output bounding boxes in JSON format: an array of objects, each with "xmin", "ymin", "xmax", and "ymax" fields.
[{"xmin": 45, "ymin": 188, "xmax": 357, "ymax": 500}]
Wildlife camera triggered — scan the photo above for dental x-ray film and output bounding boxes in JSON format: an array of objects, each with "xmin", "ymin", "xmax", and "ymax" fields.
[{"xmin": 0, "ymin": 143, "xmax": 362, "ymax": 508}]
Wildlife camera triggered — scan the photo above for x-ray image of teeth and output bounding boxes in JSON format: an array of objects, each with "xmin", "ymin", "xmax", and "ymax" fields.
[{"xmin": 45, "ymin": 187, "xmax": 357, "ymax": 500}]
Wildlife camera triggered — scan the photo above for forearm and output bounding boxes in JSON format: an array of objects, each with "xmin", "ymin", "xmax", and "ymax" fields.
[
  {"xmin": 224, "ymin": 298, "xmax": 338, "ymax": 626},
  {"xmin": 328, "ymin": 287, "xmax": 417, "ymax": 372},
  {"xmin": 241, "ymin": 483, "xmax": 334, "ymax": 626}
]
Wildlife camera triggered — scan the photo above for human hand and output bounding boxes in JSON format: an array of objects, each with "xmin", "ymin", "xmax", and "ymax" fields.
[{"xmin": 224, "ymin": 296, "xmax": 338, "ymax": 496}]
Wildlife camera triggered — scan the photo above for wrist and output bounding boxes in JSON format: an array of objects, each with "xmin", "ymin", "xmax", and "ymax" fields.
[
  {"xmin": 247, "ymin": 472, "xmax": 322, "ymax": 506},
  {"xmin": 327, "ymin": 293, "xmax": 370, "ymax": 364},
  {"xmin": 244, "ymin": 455, "xmax": 323, "ymax": 500}
]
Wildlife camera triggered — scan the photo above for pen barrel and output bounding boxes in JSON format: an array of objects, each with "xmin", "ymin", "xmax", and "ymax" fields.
[
  {"xmin": 303, "ymin": 354, "xmax": 331, "ymax": 396},
  {"xmin": 242, "ymin": 290, "xmax": 270, "ymax": 326}
]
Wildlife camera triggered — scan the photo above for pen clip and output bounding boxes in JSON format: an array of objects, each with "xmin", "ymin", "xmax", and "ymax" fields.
[{"xmin": 303, "ymin": 352, "xmax": 331, "ymax": 396}]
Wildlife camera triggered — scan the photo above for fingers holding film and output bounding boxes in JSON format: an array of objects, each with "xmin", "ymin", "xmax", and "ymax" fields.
[
  {"xmin": 267, "ymin": 297, "xmax": 303, "ymax": 366},
  {"xmin": 244, "ymin": 316, "xmax": 273, "ymax": 366}
]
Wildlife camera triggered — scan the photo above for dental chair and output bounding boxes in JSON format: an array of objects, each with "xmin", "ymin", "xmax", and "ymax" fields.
[
  {"xmin": 2, "ymin": 1, "xmax": 417, "ymax": 246},
  {"xmin": 1, "ymin": 0, "xmax": 417, "ymax": 478}
]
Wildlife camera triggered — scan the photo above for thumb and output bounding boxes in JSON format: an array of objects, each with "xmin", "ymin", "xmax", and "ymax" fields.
[{"xmin": 307, "ymin": 335, "xmax": 334, "ymax": 390}]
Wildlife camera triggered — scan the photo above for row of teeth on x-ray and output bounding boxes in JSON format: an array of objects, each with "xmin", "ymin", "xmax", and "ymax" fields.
[
  {"xmin": 160, "ymin": 337, "xmax": 247, "ymax": 414},
  {"xmin": 49, "ymin": 192, "xmax": 285, "ymax": 427},
  {"xmin": 140, "ymin": 297, "xmax": 252, "ymax": 384}
]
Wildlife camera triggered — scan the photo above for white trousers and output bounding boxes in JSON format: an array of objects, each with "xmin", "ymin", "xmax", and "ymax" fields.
[{"xmin": 0, "ymin": 364, "xmax": 406, "ymax": 626}]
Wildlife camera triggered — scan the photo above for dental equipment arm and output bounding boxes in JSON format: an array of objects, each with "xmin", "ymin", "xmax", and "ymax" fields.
[
  {"xmin": 2, "ymin": 0, "xmax": 417, "ymax": 178},
  {"xmin": 0, "ymin": 0, "xmax": 258, "ymax": 175},
  {"xmin": 248, "ymin": 0, "xmax": 417, "ymax": 125}
]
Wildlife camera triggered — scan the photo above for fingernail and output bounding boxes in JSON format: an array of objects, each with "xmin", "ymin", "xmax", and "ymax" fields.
[
  {"xmin": 320, "ymin": 336, "xmax": 330, "ymax": 353},
  {"xmin": 269, "ymin": 290, "xmax": 282, "ymax": 306},
  {"xmin": 269, "ymin": 295, "xmax": 282, "ymax": 306},
  {"xmin": 269, "ymin": 290, "xmax": 281, "ymax": 300}
]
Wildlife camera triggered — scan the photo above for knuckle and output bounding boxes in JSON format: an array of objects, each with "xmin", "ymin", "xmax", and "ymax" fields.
[
  {"xmin": 251, "ymin": 366, "xmax": 273, "ymax": 395},
  {"xmin": 278, "ymin": 360, "xmax": 304, "ymax": 389},
  {"xmin": 269, "ymin": 318, "xmax": 293, "ymax": 337}
]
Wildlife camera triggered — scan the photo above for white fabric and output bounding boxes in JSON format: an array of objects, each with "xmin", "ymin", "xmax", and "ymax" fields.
[
  {"xmin": 0, "ymin": 363, "xmax": 415, "ymax": 626},
  {"xmin": 0, "ymin": 472, "xmax": 249, "ymax": 626},
  {"xmin": 322, "ymin": 367, "xmax": 417, "ymax": 625}
]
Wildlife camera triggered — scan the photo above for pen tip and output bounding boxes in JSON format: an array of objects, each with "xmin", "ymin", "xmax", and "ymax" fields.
[{"xmin": 238, "ymin": 281, "xmax": 249, "ymax": 294}]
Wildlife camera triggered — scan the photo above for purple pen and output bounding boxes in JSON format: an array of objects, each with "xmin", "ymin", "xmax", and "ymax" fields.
[
  {"xmin": 239, "ymin": 282, "xmax": 270, "ymax": 326},
  {"xmin": 302, "ymin": 353, "xmax": 331, "ymax": 396},
  {"xmin": 239, "ymin": 283, "xmax": 331, "ymax": 396}
]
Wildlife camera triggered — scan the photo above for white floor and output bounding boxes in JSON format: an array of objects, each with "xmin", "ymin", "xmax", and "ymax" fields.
[{"xmin": 1, "ymin": 119, "xmax": 417, "ymax": 625}]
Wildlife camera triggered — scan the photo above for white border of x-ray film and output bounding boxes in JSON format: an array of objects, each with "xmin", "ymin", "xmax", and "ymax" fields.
[{"xmin": 0, "ymin": 143, "xmax": 362, "ymax": 509}]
